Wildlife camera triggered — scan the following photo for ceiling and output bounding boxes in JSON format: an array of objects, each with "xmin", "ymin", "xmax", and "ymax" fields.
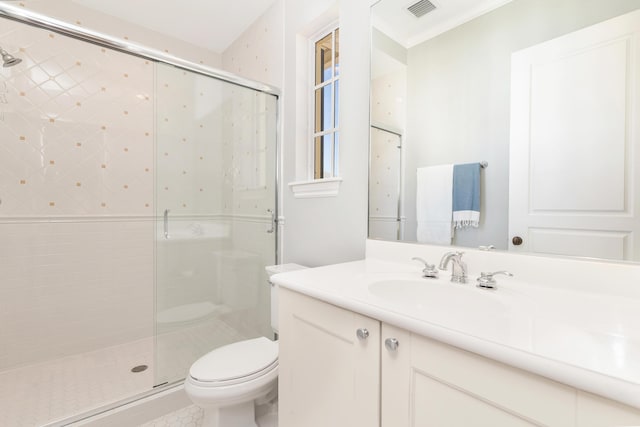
[
  {"xmin": 16, "ymin": 0, "xmax": 515, "ymax": 55},
  {"xmin": 372, "ymin": 0, "xmax": 514, "ymax": 48},
  {"xmin": 71, "ymin": 0, "xmax": 277, "ymax": 54}
]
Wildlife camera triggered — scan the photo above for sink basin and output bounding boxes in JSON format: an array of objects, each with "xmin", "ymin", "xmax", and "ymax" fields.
[
  {"xmin": 368, "ymin": 279, "xmax": 508, "ymax": 316},
  {"xmin": 369, "ymin": 279, "xmax": 448, "ymax": 301},
  {"xmin": 367, "ymin": 278, "xmax": 517, "ymax": 340}
]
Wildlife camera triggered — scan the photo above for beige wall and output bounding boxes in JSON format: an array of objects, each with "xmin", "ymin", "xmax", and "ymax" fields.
[
  {"xmin": 222, "ymin": 0, "xmax": 284, "ymax": 89},
  {"xmin": 15, "ymin": 0, "xmax": 222, "ymax": 68}
]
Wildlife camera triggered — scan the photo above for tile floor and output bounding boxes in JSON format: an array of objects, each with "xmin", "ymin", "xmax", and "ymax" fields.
[
  {"xmin": 0, "ymin": 316, "xmax": 248, "ymax": 427},
  {"xmin": 139, "ymin": 405, "xmax": 204, "ymax": 427},
  {"xmin": 0, "ymin": 337, "xmax": 153, "ymax": 427},
  {"xmin": 140, "ymin": 402, "xmax": 278, "ymax": 427}
]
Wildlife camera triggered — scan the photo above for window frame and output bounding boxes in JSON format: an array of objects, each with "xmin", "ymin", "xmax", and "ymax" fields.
[{"xmin": 309, "ymin": 23, "xmax": 340, "ymax": 180}]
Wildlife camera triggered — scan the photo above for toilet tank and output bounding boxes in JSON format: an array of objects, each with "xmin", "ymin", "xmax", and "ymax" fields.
[{"xmin": 265, "ymin": 263, "xmax": 307, "ymax": 333}]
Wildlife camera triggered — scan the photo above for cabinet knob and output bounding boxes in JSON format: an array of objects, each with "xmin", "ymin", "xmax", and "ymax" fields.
[
  {"xmin": 385, "ymin": 338, "xmax": 399, "ymax": 351},
  {"xmin": 356, "ymin": 328, "xmax": 370, "ymax": 340},
  {"xmin": 512, "ymin": 236, "xmax": 523, "ymax": 246}
]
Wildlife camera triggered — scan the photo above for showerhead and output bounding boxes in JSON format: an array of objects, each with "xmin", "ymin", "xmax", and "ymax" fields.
[{"xmin": 0, "ymin": 47, "xmax": 22, "ymax": 68}]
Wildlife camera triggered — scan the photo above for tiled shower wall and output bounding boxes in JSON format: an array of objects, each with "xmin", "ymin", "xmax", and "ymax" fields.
[
  {"xmin": 369, "ymin": 68, "xmax": 406, "ymax": 240},
  {"xmin": 222, "ymin": 0, "xmax": 283, "ymax": 89},
  {"xmin": 0, "ymin": 17, "xmax": 278, "ymax": 373},
  {"xmin": 0, "ymin": 18, "xmax": 156, "ymax": 370}
]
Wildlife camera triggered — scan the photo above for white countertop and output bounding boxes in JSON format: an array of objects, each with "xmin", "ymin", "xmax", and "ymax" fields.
[{"xmin": 272, "ymin": 258, "xmax": 640, "ymax": 409}]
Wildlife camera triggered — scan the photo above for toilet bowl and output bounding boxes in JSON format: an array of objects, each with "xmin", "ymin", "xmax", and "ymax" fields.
[
  {"xmin": 185, "ymin": 337, "xmax": 278, "ymax": 427},
  {"xmin": 185, "ymin": 263, "xmax": 306, "ymax": 427}
]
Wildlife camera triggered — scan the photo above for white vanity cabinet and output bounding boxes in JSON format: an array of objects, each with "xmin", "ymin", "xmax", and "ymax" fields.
[
  {"xmin": 279, "ymin": 288, "xmax": 640, "ymax": 427},
  {"xmin": 278, "ymin": 288, "xmax": 381, "ymax": 427},
  {"xmin": 381, "ymin": 325, "xmax": 640, "ymax": 427},
  {"xmin": 381, "ymin": 324, "xmax": 575, "ymax": 426}
]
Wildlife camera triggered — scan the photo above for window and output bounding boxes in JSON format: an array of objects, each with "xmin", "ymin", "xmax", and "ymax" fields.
[{"xmin": 312, "ymin": 27, "xmax": 339, "ymax": 179}]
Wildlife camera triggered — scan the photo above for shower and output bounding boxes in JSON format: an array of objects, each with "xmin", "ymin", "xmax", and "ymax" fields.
[
  {"xmin": 0, "ymin": 10, "xmax": 278, "ymax": 427},
  {"xmin": 0, "ymin": 45, "xmax": 21, "ymax": 67}
]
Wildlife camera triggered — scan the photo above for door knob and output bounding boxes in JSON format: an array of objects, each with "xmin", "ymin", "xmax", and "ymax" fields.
[
  {"xmin": 266, "ymin": 209, "xmax": 275, "ymax": 234},
  {"xmin": 356, "ymin": 328, "xmax": 369, "ymax": 340},
  {"xmin": 512, "ymin": 236, "xmax": 523, "ymax": 246},
  {"xmin": 385, "ymin": 338, "xmax": 399, "ymax": 351}
]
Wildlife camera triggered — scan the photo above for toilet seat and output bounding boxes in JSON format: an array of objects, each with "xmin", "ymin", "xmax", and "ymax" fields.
[{"xmin": 189, "ymin": 337, "xmax": 278, "ymax": 386}]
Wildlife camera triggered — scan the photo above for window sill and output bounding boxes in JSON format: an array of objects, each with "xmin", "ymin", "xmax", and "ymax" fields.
[{"xmin": 288, "ymin": 177, "xmax": 343, "ymax": 198}]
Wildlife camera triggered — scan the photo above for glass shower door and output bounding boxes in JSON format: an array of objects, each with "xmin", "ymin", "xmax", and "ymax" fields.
[
  {"xmin": 154, "ymin": 63, "xmax": 277, "ymax": 386},
  {"xmin": 369, "ymin": 126, "xmax": 403, "ymax": 241}
]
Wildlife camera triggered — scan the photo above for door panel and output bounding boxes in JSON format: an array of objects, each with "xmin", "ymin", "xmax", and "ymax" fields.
[
  {"xmin": 279, "ymin": 289, "xmax": 380, "ymax": 427},
  {"xmin": 509, "ymin": 10, "xmax": 640, "ymax": 260},
  {"xmin": 154, "ymin": 63, "xmax": 277, "ymax": 385},
  {"xmin": 413, "ymin": 374, "xmax": 538, "ymax": 427},
  {"xmin": 381, "ymin": 325, "xmax": 575, "ymax": 427}
]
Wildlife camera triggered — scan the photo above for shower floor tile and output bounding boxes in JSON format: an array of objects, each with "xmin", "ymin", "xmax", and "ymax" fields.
[
  {"xmin": 0, "ymin": 315, "xmax": 252, "ymax": 427},
  {"xmin": 0, "ymin": 337, "xmax": 154, "ymax": 427}
]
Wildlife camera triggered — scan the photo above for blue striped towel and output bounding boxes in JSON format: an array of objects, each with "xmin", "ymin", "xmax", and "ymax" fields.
[{"xmin": 452, "ymin": 163, "xmax": 481, "ymax": 229}]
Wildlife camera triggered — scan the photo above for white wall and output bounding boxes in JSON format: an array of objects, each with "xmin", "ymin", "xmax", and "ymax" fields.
[
  {"xmin": 276, "ymin": 0, "xmax": 372, "ymax": 267},
  {"xmin": 219, "ymin": 0, "xmax": 373, "ymax": 267}
]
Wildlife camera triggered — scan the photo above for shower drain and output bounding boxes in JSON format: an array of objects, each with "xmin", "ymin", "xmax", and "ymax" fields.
[{"xmin": 131, "ymin": 364, "xmax": 148, "ymax": 373}]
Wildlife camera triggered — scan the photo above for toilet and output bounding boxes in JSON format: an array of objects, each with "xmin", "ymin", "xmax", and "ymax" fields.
[{"xmin": 185, "ymin": 263, "xmax": 307, "ymax": 427}]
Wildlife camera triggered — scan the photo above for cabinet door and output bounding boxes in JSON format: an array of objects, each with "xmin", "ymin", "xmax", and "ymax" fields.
[
  {"xmin": 577, "ymin": 391, "xmax": 640, "ymax": 427},
  {"xmin": 381, "ymin": 324, "xmax": 412, "ymax": 426},
  {"xmin": 381, "ymin": 324, "xmax": 575, "ymax": 427},
  {"xmin": 278, "ymin": 288, "xmax": 380, "ymax": 427}
]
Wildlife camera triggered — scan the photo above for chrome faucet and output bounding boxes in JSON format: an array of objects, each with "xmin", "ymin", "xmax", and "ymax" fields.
[
  {"xmin": 411, "ymin": 257, "xmax": 439, "ymax": 278},
  {"xmin": 476, "ymin": 271, "xmax": 513, "ymax": 290},
  {"xmin": 439, "ymin": 251, "xmax": 467, "ymax": 283}
]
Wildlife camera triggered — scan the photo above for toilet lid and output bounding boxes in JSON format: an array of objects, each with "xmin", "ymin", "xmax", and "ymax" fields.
[{"xmin": 190, "ymin": 337, "xmax": 278, "ymax": 382}]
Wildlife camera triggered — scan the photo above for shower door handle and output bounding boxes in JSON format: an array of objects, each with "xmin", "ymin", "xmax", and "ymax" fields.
[
  {"xmin": 266, "ymin": 209, "xmax": 275, "ymax": 234},
  {"xmin": 163, "ymin": 209, "xmax": 170, "ymax": 239}
]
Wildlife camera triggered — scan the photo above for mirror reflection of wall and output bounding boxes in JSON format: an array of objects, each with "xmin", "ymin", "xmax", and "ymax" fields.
[
  {"xmin": 370, "ymin": 35, "xmax": 406, "ymax": 241},
  {"xmin": 370, "ymin": 0, "xmax": 640, "ymax": 261}
]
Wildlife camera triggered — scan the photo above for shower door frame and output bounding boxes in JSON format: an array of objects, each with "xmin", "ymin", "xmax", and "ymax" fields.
[{"xmin": 0, "ymin": 3, "xmax": 281, "ymax": 425}]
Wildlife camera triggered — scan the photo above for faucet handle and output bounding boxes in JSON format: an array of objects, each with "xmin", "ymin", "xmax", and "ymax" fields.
[
  {"xmin": 411, "ymin": 257, "xmax": 439, "ymax": 278},
  {"xmin": 476, "ymin": 271, "xmax": 513, "ymax": 289}
]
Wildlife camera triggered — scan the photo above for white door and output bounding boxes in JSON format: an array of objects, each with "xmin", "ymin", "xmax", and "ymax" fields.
[{"xmin": 509, "ymin": 9, "xmax": 640, "ymax": 261}]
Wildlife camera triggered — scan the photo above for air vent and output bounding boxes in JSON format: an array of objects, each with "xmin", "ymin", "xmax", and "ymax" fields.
[{"xmin": 407, "ymin": 0, "xmax": 436, "ymax": 18}]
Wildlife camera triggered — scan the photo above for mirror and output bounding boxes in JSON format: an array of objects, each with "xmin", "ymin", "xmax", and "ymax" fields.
[{"xmin": 369, "ymin": 0, "xmax": 640, "ymax": 262}]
